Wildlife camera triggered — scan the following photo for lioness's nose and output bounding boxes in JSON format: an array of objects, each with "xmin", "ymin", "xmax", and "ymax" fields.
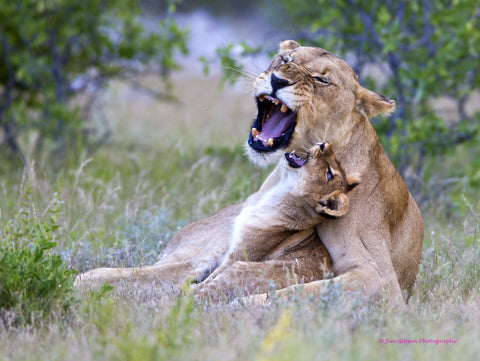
[{"xmin": 270, "ymin": 73, "xmax": 290, "ymax": 95}]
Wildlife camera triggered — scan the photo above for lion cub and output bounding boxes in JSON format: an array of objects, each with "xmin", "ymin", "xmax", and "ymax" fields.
[{"xmin": 196, "ymin": 142, "xmax": 360, "ymax": 297}]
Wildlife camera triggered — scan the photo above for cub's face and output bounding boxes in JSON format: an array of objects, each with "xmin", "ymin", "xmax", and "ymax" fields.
[{"xmin": 285, "ymin": 143, "xmax": 359, "ymax": 217}]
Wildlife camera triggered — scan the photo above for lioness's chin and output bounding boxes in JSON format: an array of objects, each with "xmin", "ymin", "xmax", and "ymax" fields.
[{"xmin": 244, "ymin": 141, "xmax": 284, "ymax": 167}]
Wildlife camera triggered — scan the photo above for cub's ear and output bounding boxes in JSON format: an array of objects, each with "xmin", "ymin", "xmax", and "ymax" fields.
[
  {"xmin": 346, "ymin": 173, "xmax": 361, "ymax": 192},
  {"xmin": 357, "ymin": 86, "xmax": 395, "ymax": 118},
  {"xmin": 279, "ymin": 40, "xmax": 301, "ymax": 52},
  {"xmin": 316, "ymin": 190, "xmax": 350, "ymax": 217}
]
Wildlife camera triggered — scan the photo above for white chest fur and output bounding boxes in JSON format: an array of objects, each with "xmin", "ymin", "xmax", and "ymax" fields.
[{"xmin": 226, "ymin": 164, "xmax": 299, "ymax": 258}]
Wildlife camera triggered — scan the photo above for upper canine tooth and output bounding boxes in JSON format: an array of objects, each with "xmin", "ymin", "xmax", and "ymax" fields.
[
  {"xmin": 259, "ymin": 95, "xmax": 266, "ymax": 102},
  {"xmin": 252, "ymin": 128, "xmax": 260, "ymax": 138},
  {"xmin": 281, "ymin": 104, "xmax": 288, "ymax": 113},
  {"xmin": 267, "ymin": 138, "xmax": 274, "ymax": 146}
]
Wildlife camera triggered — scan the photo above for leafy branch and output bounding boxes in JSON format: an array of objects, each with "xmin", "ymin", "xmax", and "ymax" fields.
[{"xmin": 0, "ymin": 0, "xmax": 188, "ymax": 165}]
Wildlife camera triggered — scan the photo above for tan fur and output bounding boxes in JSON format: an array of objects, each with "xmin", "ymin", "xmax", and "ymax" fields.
[
  {"xmin": 194, "ymin": 143, "xmax": 359, "ymax": 298},
  {"xmin": 77, "ymin": 41, "xmax": 423, "ymax": 307},
  {"xmin": 75, "ymin": 203, "xmax": 242, "ymax": 290},
  {"xmin": 244, "ymin": 40, "xmax": 423, "ymax": 305}
]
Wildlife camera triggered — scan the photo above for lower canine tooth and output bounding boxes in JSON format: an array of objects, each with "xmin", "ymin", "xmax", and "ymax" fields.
[
  {"xmin": 281, "ymin": 104, "xmax": 288, "ymax": 113},
  {"xmin": 267, "ymin": 138, "xmax": 274, "ymax": 146},
  {"xmin": 252, "ymin": 128, "xmax": 260, "ymax": 138}
]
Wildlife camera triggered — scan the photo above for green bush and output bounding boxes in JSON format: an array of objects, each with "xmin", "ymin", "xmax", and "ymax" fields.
[{"xmin": 0, "ymin": 190, "xmax": 76, "ymax": 326}]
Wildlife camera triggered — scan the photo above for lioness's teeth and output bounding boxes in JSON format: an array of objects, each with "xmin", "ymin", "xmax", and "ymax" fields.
[
  {"xmin": 273, "ymin": 100, "xmax": 279, "ymax": 105},
  {"xmin": 259, "ymin": 95, "xmax": 266, "ymax": 102},
  {"xmin": 252, "ymin": 128, "xmax": 260, "ymax": 138},
  {"xmin": 267, "ymin": 108, "xmax": 273, "ymax": 119},
  {"xmin": 281, "ymin": 104, "xmax": 288, "ymax": 113},
  {"xmin": 289, "ymin": 151, "xmax": 295, "ymax": 158},
  {"xmin": 267, "ymin": 138, "xmax": 274, "ymax": 146}
]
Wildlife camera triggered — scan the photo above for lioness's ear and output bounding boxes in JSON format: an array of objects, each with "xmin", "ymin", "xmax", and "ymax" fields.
[
  {"xmin": 346, "ymin": 173, "xmax": 361, "ymax": 191},
  {"xmin": 357, "ymin": 86, "xmax": 395, "ymax": 117},
  {"xmin": 279, "ymin": 40, "xmax": 300, "ymax": 52},
  {"xmin": 316, "ymin": 190, "xmax": 350, "ymax": 217}
]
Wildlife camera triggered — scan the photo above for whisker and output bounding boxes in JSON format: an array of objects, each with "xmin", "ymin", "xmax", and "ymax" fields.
[
  {"xmin": 222, "ymin": 66, "xmax": 257, "ymax": 80},
  {"xmin": 228, "ymin": 76, "xmax": 255, "ymax": 85},
  {"xmin": 244, "ymin": 58, "xmax": 267, "ymax": 75},
  {"xmin": 241, "ymin": 68, "xmax": 261, "ymax": 79}
]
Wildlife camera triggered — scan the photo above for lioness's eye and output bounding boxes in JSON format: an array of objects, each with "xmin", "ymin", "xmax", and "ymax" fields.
[
  {"xmin": 313, "ymin": 76, "xmax": 329, "ymax": 84},
  {"xmin": 326, "ymin": 169, "xmax": 333, "ymax": 181}
]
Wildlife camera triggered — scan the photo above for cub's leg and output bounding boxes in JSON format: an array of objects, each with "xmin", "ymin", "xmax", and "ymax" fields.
[
  {"xmin": 195, "ymin": 228, "xmax": 333, "ymax": 299},
  {"xmin": 194, "ymin": 258, "xmax": 331, "ymax": 300}
]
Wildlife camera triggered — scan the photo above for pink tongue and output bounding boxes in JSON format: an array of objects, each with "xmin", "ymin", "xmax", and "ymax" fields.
[{"xmin": 258, "ymin": 112, "xmax": 294, "ymax": 146}]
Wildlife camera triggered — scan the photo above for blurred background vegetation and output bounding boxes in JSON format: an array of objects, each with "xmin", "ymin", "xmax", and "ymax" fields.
[
  {"xmin": 1, "ymin": 0, "xmax": 479, "ymax": 196},
  {"xmin": 0, "ymin": 0, "xmax": 187, "ymax": 167},
  {"xmin": 0, "ymin": 1, "xmax": 479, "ymax": 356}
]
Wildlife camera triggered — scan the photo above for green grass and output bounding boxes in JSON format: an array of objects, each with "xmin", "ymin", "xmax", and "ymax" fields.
[{"xmin": 0, "ymin": 74, "xmax": 479, "ymax": 360}]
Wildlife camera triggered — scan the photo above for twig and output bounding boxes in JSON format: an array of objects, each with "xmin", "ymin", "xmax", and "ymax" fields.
[
  {"xmin": 0, "ymin": 36, "xmax": 27, "ymax": 165},
  {"xmin": 128, "ymin": 79, "xmax": 178, "ymax": 103}
]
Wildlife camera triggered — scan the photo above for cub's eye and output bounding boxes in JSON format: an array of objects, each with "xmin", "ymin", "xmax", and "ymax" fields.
[
  {"xmin": 326, "ymin": 169, "xmax": 333, "ymax": 182},
  {"xmin": 313, "ymin": 76, "xmax": 329, "ymax": 85}
]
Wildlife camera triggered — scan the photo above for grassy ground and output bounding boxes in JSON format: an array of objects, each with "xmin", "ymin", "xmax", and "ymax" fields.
[{"xmin": 0, "ymin": 73, "xmax": 479, "ymax": 360}]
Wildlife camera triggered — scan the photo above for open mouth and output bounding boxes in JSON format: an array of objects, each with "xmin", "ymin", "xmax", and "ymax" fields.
[
  {"xmin": 248, "ymin": 95, "xmax": 297, "ymax": 152},
  {"xmin": 285, "ymin": 150, "xmax": 308, "ymax": 168}
]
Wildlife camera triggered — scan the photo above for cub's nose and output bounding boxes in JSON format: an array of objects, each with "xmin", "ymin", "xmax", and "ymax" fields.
[{"xmin": 317, "ymin": 142, "xmax": 331, "ymax": 153}]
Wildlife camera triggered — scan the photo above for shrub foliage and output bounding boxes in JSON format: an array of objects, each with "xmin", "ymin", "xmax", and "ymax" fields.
[{"xmin": 0, "ymin": 190, "xmax": 75, "ymax": 326}]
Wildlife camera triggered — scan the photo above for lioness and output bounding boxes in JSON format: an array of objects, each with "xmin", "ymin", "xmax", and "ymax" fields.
[
  {"xmin": 78, "ymin": 41, "xmax": 423, "ymax": 306},
  {"xmin": 242, "ymin": 40, "xmax": 423, "ymax": 304},
  {"xmin": 194, "ymin": 142, "xmax": 360, "ymax": 298}
]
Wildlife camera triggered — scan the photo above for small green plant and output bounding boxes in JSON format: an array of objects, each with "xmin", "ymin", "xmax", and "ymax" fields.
[{"xmin": 0, "ymin": 189, "xmax": 76, "ymax": 326}]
